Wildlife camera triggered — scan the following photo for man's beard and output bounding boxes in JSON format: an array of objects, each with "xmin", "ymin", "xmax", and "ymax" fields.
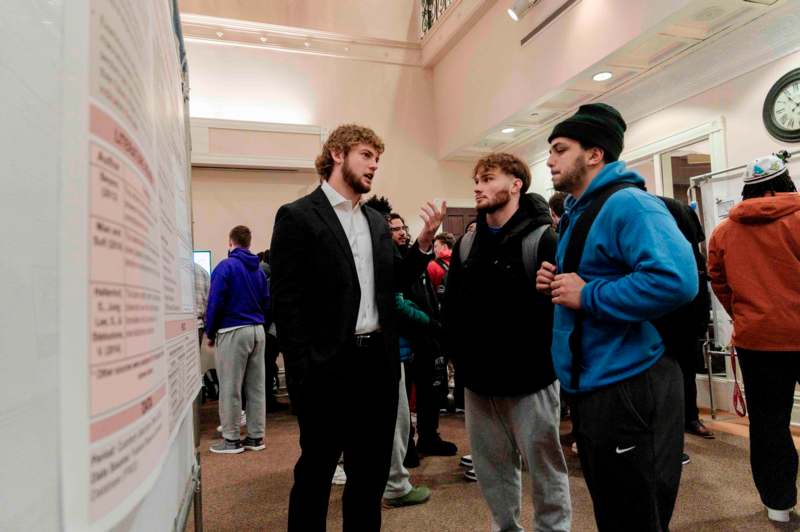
[
  {"xmin": 476, "ymin": 190, "xmax": 511, "ymax": 214},
  {"xmin": 552, "ymin": 157, "xmax": 586, "ymax": 193},
  {"xmin": 343, "ymin": 158, "xmax": 372, "ymax": 194}
]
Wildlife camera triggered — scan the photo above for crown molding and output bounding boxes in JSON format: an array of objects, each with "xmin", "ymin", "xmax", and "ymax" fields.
[{"xmin": 181, "ymin": 13, "xmax": 422, "ymax": 67}]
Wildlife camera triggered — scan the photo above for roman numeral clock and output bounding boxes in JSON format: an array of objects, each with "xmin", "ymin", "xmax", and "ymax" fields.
[{"xmin": 763, "ymin": 68, "xmax": 800, "ymax": 142}]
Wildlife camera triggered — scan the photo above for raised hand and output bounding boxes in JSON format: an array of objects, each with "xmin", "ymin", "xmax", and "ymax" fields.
[{"xmin": 417, "ymin": 201, "xmax": 447, "ymax": 251}]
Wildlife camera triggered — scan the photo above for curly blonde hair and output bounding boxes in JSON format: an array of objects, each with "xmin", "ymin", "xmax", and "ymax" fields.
[
  {"xmin": 473, "ymin": 152, "xmax": 531, "ymax": 194},
  {"xmin": 315, "ymin": 124, "xmax": 385, "ymax": 179}
]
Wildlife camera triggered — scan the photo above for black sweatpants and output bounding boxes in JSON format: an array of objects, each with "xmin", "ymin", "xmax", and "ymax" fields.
[
  {"xmin": 737, "ymin": 348, "xmax": 800, "ymax": 511},
  {"xmin": 572, "ymin": 355, "xmax": 684, "ymax": 532},
  {"xmin": 287, "ymin": 336, "xmax": 399, "ymax": 532}
]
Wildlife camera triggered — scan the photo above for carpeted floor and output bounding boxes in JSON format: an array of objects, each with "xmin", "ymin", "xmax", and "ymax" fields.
[{"xmin": 188, "ymin": 401, "xmax": 800, "ymax": 531}]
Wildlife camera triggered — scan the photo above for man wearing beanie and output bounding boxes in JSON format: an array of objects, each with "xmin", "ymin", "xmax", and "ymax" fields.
[
  {"xmin": 536, "ymin": 103, "xmax": 698, "ymax": 531},
  {"xmin": 707, "ymin": 154, "xmax": 800, "ymax": 524}
]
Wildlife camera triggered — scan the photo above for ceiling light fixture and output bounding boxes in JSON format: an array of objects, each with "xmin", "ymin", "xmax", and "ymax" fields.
[
  {"xmin": 507, "ymin": 0, "xmax": 541, "ymax": 21},
  {"xmin": 592, "ymin": 71, "xmax": 613, "ymax": 82},
  {"xmin": 259, "ymin": 36, "xmax": 268, "ymax": 43},
  {"xmin": 303, "ymin": 41, "xmax": 311, "ymax": 48},
  {"xmin": 502, "ymin": 127, "xmax": 516, "ymax": 134},
  {"xmin": 215, "ymin": 31, "xmax": 224, "ymax": 38}
]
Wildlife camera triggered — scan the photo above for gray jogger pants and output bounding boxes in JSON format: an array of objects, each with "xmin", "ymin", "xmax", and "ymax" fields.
[
  {"xmin": 215, "ymin": 325, "xmax": 266, "ymax": 441},
  {"xmin": 465, "ymin": 382, "xmax": 571, "ymax": 532},
  {"xmin": 384, "ymin": 364, "xmax": 413, "ymax": 499}
]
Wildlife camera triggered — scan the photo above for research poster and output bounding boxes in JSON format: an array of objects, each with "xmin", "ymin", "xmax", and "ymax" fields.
[{"xmin": 66, "ymin": 0, "xmax": 200, "ymax": 527}]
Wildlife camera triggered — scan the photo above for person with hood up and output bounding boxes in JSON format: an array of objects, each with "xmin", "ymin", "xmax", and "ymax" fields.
[
  {"xmin": 205, "ymin": 225, "xmax": 271, "ymax": 454},
  {"xmin": 536, "ymin": 103, "xmax": 698, "ymax": 532},
  {"xmin": 442, "ymin": 152, "xmax": 571, "ymax": 532},
  {"xmin": 708, "ymin": 153, "xmax": 800, "ymax": 524}
]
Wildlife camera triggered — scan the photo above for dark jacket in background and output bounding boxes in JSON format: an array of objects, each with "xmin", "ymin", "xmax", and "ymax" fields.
[{"xmin": 442, "ymin": 193, "xmax": 557, "ymax": 396}]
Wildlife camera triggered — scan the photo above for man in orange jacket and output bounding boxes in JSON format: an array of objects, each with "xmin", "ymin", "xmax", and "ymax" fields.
[{"xmin": 708, "ymin": 153, "xmax": 800, "ymax": 524}]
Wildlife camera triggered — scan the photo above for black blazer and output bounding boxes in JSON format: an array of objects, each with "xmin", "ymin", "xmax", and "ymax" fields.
[{"xmin": 270, "ymin": 186, "xmax": 430, "ymax": 383}]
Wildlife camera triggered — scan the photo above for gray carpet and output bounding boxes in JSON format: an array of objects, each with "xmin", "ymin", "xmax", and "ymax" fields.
[{"xmin": 188, "ymin": 401, "xmax": 800, "ymax": 531}]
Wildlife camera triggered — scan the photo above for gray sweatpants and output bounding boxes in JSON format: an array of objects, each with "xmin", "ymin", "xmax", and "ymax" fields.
[
  {"xmin": 465, "ymin": 382, "xmax": 571, "ymax": 532},
  {"xmin": 384, "ymin": 364, "xmax": 413, "ymax": 499},
  {"xmin": 215, "ymin": 325, "xmax": 266, "ymax": 441}
]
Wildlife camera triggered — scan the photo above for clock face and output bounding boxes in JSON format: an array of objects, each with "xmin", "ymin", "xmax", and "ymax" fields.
[
  {"xmin": 772, "ymin": 81, "xmax": 800, "ymax": 131},
  {"xmin": 764, "ymin": 68, "xmax": 800, "ymax": 142}
]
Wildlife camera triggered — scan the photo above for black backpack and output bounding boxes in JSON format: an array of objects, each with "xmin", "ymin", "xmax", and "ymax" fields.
[{"xmin": 562, "ymin": 183, "xmax": 710, "ymax": 390}]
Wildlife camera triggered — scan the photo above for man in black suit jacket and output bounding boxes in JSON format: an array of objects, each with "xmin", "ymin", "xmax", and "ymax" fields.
[{"xmin": 270, "ymin": 124, "xmax": 445, "ymax": 532}]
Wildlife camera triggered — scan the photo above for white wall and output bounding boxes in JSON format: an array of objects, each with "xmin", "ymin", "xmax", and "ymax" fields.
[{"xmin": 186, "ymin": 40, "xmax": 476, "ymax": 264}]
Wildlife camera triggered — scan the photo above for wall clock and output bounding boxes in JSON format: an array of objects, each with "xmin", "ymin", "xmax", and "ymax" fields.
[{"xmin": 763, "ymin": 67, "xmax": 800, "ymax": 143}]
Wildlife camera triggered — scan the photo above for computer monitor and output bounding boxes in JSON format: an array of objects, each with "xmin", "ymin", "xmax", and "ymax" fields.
[{"xmin": 193, "ymin": 250, "xmax": 211, "ymax": 275}]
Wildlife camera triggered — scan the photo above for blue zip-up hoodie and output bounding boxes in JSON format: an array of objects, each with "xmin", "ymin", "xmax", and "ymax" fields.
[
  {"xmin": 205, "ymin": 247, "xmax": 270, "ymax": 340},
  {"xmin": 553, "ymin": 161, "xmax": 698, "ymax": 393}
]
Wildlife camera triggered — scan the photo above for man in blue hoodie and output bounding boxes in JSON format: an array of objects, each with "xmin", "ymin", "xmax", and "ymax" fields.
[
  {"xmin": 536, "ymin": 104, "xmax": 698, "ymax": 531},
  {"xmin": 206, "ymin": 225, "xmax": 270, "ymax": 454}
]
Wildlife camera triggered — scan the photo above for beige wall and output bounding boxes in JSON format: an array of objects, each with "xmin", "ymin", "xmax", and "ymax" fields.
[
  {"xmin": 431, "ymin": 0, "xmax": 694, "ymax": 158},
  {"xmin": 180, "ymin": 0, "xmax": 420, "ymax": 42},
  {"xmin": 625, "ymin": 50, "xmax": 800, "ymax": 170},
  {"xmin": 187, "ymin": 40, "xmax": 476, "ymax": 267}
]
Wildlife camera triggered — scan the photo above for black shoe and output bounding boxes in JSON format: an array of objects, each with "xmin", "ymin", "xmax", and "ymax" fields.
[
  {"xmin": 686, "ymin": 420, "xmax": 715, "ymax": 439},
  {"xmin": 681, "ymin": 453, "xmax": 691, "ymax": 465},
  {"xmin": 417, "ymin": 436, "xmax": 457, "ymax": 456},
  {"xmin": 404, "ymin": 442, "xmax": 421, "ymax": 468}
]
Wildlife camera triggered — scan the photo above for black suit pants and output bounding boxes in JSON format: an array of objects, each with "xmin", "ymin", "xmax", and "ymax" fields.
[{"xmin": 287, "ymin": 338, "xmax": 399, "ymax": 532}]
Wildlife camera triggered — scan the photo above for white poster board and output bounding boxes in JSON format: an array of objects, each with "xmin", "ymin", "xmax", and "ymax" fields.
[{"xmin": 59, "ymin": 1, "xmax": 200, "ymax": 530}]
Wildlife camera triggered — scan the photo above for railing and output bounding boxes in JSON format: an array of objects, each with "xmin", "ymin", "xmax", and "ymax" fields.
[{"xmin": 420, "ymin": 0, "xmax": 455, "ymax": 38}]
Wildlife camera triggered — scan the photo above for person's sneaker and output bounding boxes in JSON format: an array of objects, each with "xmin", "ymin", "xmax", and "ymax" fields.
[
  {"xmin": 209, "ymin": 439, "xmax": 243, "ymax": 454},
  {"xmin": 459, "ymin": 454, "xmax": 473, "ymax": 467},
  {"xmin": 686, "ymin": 420, "xmax": 715, "ymax": 439},
  {"xmin": 331, "ymin": 464, "xmax": 347, "ymax": 485},
  {"xmin": 681, "ymin": 453, "xmax": 691, "ymax": 465},
  {"xmin": 766, "ymin": 506, "xmax": 792, "ymax": 522},
  {"xmin": 242, "ymin": 437, "xmax": 265, "ymax": 451},
  {"xmin": 217, "ymin": 410, "xmax": 247, "ymax": 433},
  {"xmin": 455, "ymin": 408, "xmax": 465, "ymax": 414},
  {"xmin": 417, "ymin": 436, "xmax": 457, "ymax": 456},
  {"xmin": 383, "ymin": 486, "xmax": 432, "ymax": 508},
  {"xmin": 571, "ymin": 442, "xmax": 578, "ymax": 455},
  {"xmin": 439, "ymin": 408, "xmax": 449, "ymax": 415},
  {"xmin": 464, "ymin": 468, "xmax": 477, "ymax": 482}
]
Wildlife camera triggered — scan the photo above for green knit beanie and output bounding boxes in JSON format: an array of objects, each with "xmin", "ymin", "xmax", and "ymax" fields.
[{"xmin": 547, "ymin": 103, "xmax": 627, "ymax": 161}]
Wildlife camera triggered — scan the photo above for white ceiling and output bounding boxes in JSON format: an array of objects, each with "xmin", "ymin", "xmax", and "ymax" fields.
[{"xmin": 451, "ymin": 0, "xmax": 799, "ymax": 161}]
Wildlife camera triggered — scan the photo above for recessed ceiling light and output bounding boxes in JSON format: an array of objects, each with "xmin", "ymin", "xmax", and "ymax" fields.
[
  {"xmin": 303, "ymin": 41, "xmax": 310, "ymax": 48},
  {"xmin": 507, "ymin": 8, "xmax": 519, "ymax": 21},
  {"xmin": 344, "ymin": 46, "xmax": 350, "ymax": 52},
  {"xmin": 260, "ymin": 36, "xmax": 268, "ymax": 43},
  {"xmin": 215, "ymin": 31, "xmax": 224, "ymax": 38},
  {"xmin": 592, "ymin": 71, "xmax": 613, "ymax": 82},
  {"xmin": 502, "ymin": 127, "xmax": 515, "ymax": 134}
]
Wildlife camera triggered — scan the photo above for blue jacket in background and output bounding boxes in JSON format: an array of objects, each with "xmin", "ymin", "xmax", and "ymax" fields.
[
  {"xmin": 205, "ymin": 247, "xmax": 270, "ymax": 340},
  {"xmin": 553, "ymin": 161, "xmax": 698, "ymax": 393}
]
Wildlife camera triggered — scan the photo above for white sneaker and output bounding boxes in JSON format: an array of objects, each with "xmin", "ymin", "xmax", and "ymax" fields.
[
  {"xmin": 459, "ymin": 454, "xmax": 473, "ymax": 467},
  {"xmin": 571, "ymin": 442, "xmax": 578, "ymax": 455},
  {"xmin": 766, "ymin": 506, "xmax": 792, "ymax": 522},
  {"xmin": 331, "ymin": 464, "xmax": 347, "ymax": 485},
  {"xmin": 217, "ymin": 411, "xmax": 246, "ymax": 433}
]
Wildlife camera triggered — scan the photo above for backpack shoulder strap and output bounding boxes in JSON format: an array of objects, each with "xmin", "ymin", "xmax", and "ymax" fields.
[
  {"xmin": 562, "ymin": 183, "xmax": 638, "ymax": 274},
  {"xmin": 521, "ymin": 224, "xmax": 550, "ymax": 282},
  {"xmin": 434, "ymin": 257, "xmax": 450, "ymax": 272},
  {"xmin": 458, "ymin": 231, "xmax": 476, "ymax": 264}
]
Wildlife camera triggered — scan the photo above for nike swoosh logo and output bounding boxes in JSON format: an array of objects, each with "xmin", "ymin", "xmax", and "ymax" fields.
[{"xmin": 616, "ymin": 446, "xmax": 636, "ymax": 454}]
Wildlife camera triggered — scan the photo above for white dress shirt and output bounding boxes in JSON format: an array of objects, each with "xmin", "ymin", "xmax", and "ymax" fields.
[{"xmin": 321, "ymin": 180, "xmax": 379, "ymax": 334}]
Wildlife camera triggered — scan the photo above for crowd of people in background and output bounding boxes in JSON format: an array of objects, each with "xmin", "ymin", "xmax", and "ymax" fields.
[{"xmin": 192, "ymin": 103, "xmax": 799, "ymax": 531}]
